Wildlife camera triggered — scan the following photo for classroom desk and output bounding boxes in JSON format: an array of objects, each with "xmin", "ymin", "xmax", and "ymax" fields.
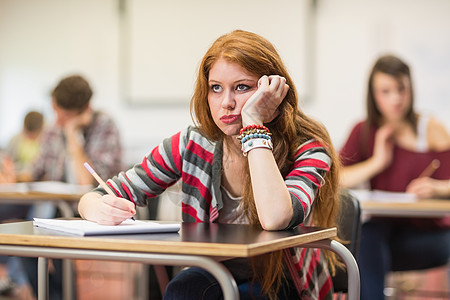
[
  {"xmin": 0, "ymin": 183, "xmax": 88, "ymax": 299},
  {"xmin": 0, "ymin": 182, "xmax": 88, "ymax": 218},
  {"xmin": 360, "ymin": 199, "xmax": 450, "ymax": 218},
  {"xmin": 0, "ymin": 221, "xmax": 360, "ymax": 300},
  {"xmin": 0, "ymin": 191, "xmax": 80, "ymax": 218}
]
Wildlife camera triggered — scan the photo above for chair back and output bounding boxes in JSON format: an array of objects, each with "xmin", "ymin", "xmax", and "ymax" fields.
[{"xmin": 332, "ymin": 189, "xmax": 362, "ymax": 293}]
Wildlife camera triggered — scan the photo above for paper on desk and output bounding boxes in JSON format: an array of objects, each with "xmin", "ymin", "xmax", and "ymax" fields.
[
  {"xmin": 33, "ymin": 218, "xmax": 181, "ymax": 236},
  {"xmin": 349, "ymin": 189, "xmax": 417, "ymax": 203}
]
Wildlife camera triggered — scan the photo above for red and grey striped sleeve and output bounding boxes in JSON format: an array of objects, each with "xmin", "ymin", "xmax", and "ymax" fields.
[
  {"xmin": 285, "ymin": 140, "xmax": 332, "ymax": 228},
  {"xmin": 97, "ymin": 128, "xmax": 189, "ymax": 206}
]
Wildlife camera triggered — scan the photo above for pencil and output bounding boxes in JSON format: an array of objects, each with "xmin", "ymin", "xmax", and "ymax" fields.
[
  {"xmin": 83, "ymin": 162, "xmax": 135, "ymax": 221},
  {"xmin": 418, "ymin": 159, "xmax": 440, "ymax": 178}
]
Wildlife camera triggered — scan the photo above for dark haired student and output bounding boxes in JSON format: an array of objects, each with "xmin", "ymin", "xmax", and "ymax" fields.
[
  {"xmin": 22, "ymin": 74, "xmax": 122, "ymax": 300},
  {"xmin": 340, "ymin": 55, "xmax": 450, "ymax": 299}
]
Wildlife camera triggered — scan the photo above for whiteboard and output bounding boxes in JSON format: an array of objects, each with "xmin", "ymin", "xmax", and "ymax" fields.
[{"xmin": 122, "ymin": 0, "xmax": 310, "ymax": 105}]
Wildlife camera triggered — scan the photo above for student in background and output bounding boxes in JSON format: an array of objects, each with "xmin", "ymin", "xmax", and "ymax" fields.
[
  {"xmin": 339, "ymin": 55, "xmax": 450, "ymax": 299},
  {"xmin": 0, "ymin": 111, "xmax": 44, "ymax": 183},
  {"xmin": 17, "ymin": 74, "xmax": 123, "ymax": 300},
  {"xmin": 0, "ymin": 111, "xmax": 44, "ymax": 221},
  {"xmin": 0, "ymin": 111, "xmax": 44, "ymax": 299},
  {"xmin": 31, "ymin": 75, "xmax": 122, "ymax": 186},
  {"xmin": 79, "ymin": 30, "xmax": 341, "ymax": 299},
  {"xmin": 6, "ymin": 111, "xmax": 44, "ymax": 182}
]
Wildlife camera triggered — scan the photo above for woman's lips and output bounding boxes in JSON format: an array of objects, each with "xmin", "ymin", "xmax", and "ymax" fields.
[{"xmin": 220, "ymin": 114, "xmax": 240, "ymax": 124}]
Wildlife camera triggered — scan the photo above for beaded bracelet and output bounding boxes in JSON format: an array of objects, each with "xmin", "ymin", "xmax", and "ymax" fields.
[
  {"xmin": 241, "ymin": 138, "xmax": 273, "ymax": 157},
  {"xmin": 238, "ymin": 130, "xmax": 271, "ymax": 142},
  {"xmin": 240, "ymin": 132, "xmax": 271, "ymax": 144},
  {"xmin": 237, "ymin": 128, "xmax": 272, "ymax": 143},
  {"xmin": 240, "ymin": 124, "xmax": 270, "ymax": 135}
]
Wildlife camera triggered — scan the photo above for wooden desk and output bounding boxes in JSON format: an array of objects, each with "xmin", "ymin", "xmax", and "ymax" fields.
[
  {"xmin": 0, "ymin": 221, "xmax": 360, "ymax": 300},
  {"xmin": 0, "ymin": 182, "xmax": 89, "ymax": 217},
  {"xmin": 0, "ymin": 192, "xmax": 80, "ymax": 218},
  {"xmin": 360, "ymin": 199, "xmax": 450, "ymax": 218}
]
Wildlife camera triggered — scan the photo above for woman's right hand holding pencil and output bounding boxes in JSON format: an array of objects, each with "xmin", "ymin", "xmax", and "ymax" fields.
[
  {"xmin": 406, "ymin": 177, "xmax": 450, "ymax": 199},
  {"xmin": 405, "ymin": 159, "xmax": 448, "ymax": 199},
  {"xmin": 80, "ymin": 162, "xmax": 136, "ymax": 224},
  {"xmin": 79, "ymin": 192, "xmax": 136, "ymax": 225}
]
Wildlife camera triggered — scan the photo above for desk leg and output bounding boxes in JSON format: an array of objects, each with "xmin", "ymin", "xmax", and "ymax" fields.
[
  {"xmin": 304, "ymin": 239, "xmax": 360, "ymax": 300},
  {"xmin": 63, "ymin": 259, "xmax": 73, "ymax": 300},
  {"xmin": 55, "ymin": 200, "xmax": 75, "ymax": 300},
  {"xmin": 184, "ymin": 256, "xmax": 238, "ymax": 300},
  {"xmin": 37, "ymin": 257, "xmax": 48, "ymax": 300}
]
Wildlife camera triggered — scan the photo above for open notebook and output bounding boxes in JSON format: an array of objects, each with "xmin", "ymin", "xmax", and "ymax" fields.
[
  {"xmin": 33, "ymin": 218, "xmax": 181, "ymax": 236},
  {"xmin": 349, "ymin": 189, "xmax": 417, "ymax": 203}
]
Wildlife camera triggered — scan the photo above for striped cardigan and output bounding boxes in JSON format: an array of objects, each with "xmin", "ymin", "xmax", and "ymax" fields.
[{"xmin": 99, "ymin": 126, "xmax": 333, "ymax": 299}]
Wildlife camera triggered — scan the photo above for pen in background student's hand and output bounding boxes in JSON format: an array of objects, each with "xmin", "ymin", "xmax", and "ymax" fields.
[
  {"xmin": 83, "ymin": 162, "xmax": 135, "ymax": 221},
  {"xmin": 418, "ymin": 159, "xmax": 440, "ymax": 178}
]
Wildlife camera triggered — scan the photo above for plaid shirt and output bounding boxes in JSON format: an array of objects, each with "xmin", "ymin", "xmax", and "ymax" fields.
[{"xmin": 32, "ymin": 111, "xmax": 122, "ymax": 182}]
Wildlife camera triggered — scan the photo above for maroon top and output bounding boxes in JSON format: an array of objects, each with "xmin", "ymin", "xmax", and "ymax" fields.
[
  {"xmin": 340, "ymin": 121, "xmax": 450, "ymax": 227},
  {"xmin": 340, "ymin": 121, "xmax": 450, "ymax": 190}
]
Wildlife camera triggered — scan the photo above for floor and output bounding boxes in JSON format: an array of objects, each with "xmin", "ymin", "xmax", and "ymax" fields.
[
  {"xmin": 1, "ymin": 261, "xmax": 449, "ymax": 299},
  {"xmin": 75, "ymin": 260, "xmax": 141, "ymax": 300},
  {"xmin": 384, "ymin": 265, "xmax": 450, "ymax": 300},
  {"xmin": 0, "ymin": 260, "xmax": 147, "ymax": 300}
]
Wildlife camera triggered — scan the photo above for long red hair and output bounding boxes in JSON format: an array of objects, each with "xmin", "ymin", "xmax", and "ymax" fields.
[{"xmin": 191, "ymin": 30, "xmax": 341, "ymax": 298}]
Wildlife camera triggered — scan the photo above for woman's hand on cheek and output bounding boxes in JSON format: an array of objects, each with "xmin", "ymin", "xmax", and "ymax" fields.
[{"xmin": 241, "ymin": 75, "xmax": 289, "ymax": 126}]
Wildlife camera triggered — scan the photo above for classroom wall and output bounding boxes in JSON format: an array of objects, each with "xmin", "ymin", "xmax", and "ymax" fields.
[
  {"xmin": 123, "ymin": 0, "xmax": 310, "ymax": 105},
  {"xmin": 0, "ymin": 0, "xmax": 191, "ymax": 165},
  {"xmin": 1, "ymin": 0, "xmax": 449, "ymax": 167}
]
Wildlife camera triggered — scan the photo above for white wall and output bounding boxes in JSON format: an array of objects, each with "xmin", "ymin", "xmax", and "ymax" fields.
[
  {"xmin": 0, "ymin": 0, "xmax": 122, "ymax": 145},
  {"xmin": 125, "ymin": 0, "xmax": 310, "ymax": 105},
  {"xmin": 0, "ymin": 0, "xmax": 193, "ymax": 166},
  {"xmin": 1, "ymin": 0, "xmax": 449, "ymax": 166}
]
